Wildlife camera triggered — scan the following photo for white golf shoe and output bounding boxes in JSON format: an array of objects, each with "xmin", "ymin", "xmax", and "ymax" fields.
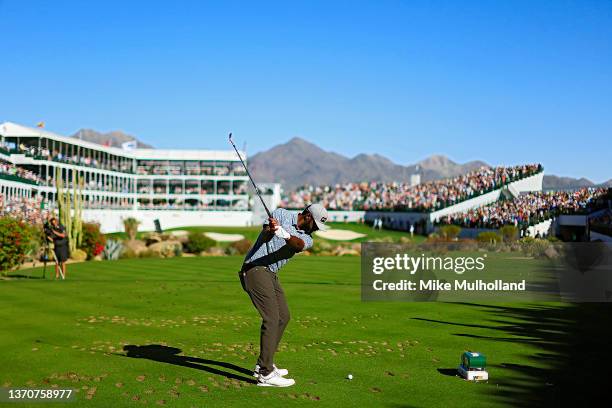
[
  {"xmin": 253, "ymin": 364, "xmax": 289, "ymax": 378},
  {"xmin": 257, "ymin": 370, "xmax": 295, "ymax": 387}
]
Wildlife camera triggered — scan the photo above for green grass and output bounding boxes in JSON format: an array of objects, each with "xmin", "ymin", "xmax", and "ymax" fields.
[
  {"xmin": 0, "ymin": 256, "xmax": 604, "ymax": 407},
  {"xmin": 322, "ymin": 222, "xmax": 426, "ymax": 243},
  {"xmin": 107, "ymin": 222, "xmax": 425, "ymax": 245}
]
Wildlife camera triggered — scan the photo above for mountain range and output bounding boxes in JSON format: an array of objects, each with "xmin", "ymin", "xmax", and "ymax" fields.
[
  {"xmin": 249, "ymin": 137, "xmax": 611, "ymax": 190},
  {"xmin": 68, "ymin": 129, "xmax": 609, "ymax": 190},
  {"xmin": 248, "ymin": 137, "xmax": 488, "ymax": 189}
]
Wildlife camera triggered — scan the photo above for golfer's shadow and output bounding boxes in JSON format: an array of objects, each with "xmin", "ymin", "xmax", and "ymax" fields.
[{"xmin": 122, "ymin": 344, "xmax": 257, "ymax": 384}]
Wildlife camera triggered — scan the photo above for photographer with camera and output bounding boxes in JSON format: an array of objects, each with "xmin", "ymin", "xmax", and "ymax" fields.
[{"xmin": 45, "ymin": 216, "xmax": 70, "ymax": 280}]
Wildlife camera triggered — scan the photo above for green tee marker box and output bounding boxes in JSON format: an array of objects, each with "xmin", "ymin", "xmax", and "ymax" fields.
[
  {"xmin": 461, "ymin": 351, "xmax": 487, "ymax": 369},
  {"xmin": 458, "ymin": 352, "xmax": 489, "ymax": 381}
]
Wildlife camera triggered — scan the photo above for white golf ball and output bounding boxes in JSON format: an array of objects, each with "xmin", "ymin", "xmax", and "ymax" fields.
[{"xmin": 347, "ymin": 374, "xmax": 353, "ymax": 380}]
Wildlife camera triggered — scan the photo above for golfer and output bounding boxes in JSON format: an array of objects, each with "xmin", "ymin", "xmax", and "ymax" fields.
[
  {"xmin": 239, "ymin": 203, "xmax": 328, "ymax": 387},
  {"xmin": 48, "ymin": 217, "xmax": 70, "ymax": 279}
]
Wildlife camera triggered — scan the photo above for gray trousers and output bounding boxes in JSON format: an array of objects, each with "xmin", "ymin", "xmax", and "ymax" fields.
[{"xmin": 239, "ymin": 266, "xmax": 290, "ymax": 377}]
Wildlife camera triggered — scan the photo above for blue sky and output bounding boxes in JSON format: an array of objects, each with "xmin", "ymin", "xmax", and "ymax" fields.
[{"xmin": 1, "ymin": 0, "xmax": 610, "ymax": 182}]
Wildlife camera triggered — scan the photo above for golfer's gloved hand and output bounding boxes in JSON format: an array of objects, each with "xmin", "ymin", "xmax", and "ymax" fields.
[
  {"xmin": 274, "ymin": 226, "xmax": 291, "ymax": 240},
  {"xmin": 268, "ymin": 218, "xmax": 279, "ymax": 231}
]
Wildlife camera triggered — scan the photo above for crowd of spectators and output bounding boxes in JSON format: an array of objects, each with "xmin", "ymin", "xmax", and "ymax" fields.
[
  {"xmin": 1, "ymin": 141, "xmax": 133, "ymax": 173},
  {"xmin": 437, "ymin": 188, "xmax": 608, "ymax": 229},
  {"xmin": 40, "ymin": 176, "xmax": 131, "ymax": 194},
  {"xmin": 136, "ymin": 162, "xmax": 246, "ymax": 177},
  {"xmin": 281, "ymin": 164, "xmax": 543, "ymax": 212},
  {"xmin": 2, "ymin": 140, "xmax": 250, "ymax": 177},
  {"xmin": 0, "ymin": 195, "xmax": 49, "ymax": 224},
  {"xmin": 0, "ymin": 161, "xmax": 245, "ymax": 197},
  {"xmin": 135, "ymin": 199, "xmax": 247, "ymax": 211},
  {"xmin": 0, "ymin": 161, "xmax": 42, "ymax": 184}
]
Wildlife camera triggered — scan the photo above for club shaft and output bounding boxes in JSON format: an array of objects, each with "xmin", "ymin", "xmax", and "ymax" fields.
[{"xmin": 228, "ymin": 134, "xmax": 272, "ymax": 218}]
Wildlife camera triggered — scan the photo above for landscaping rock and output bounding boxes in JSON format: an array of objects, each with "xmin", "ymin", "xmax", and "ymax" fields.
[
  {"xmin": 148, "ymin": 241, "xmax": 181, "ymax": 258},
  {"xmin": 144, "ymin": 233, "xmax": 163, "ymax": 246},
  {"xmin": 124, "ymin": 239, "xmax": 148, "ymax": 256},
  {"xmin": 169, "ymin": 231, "xmax": 190, "ymax": 244},
  {"xmin": 200, "ymin": 247, "xmax": 226, "ymax": 257},
  {"xmin": 335, "ymin": 248, "xmax": 360, "ymax": 256}
]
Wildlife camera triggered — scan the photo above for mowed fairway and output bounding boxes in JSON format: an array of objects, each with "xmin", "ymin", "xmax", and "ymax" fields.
[{"xmin": 0, "ymin": 256, "xmax": 602, "ymax": 407}]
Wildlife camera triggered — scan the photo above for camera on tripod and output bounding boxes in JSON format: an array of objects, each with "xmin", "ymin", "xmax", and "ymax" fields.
[
  {"xmin": 43, "ymin": 220, "xmax": 54, "ymax": 239},
  {"xmin": 40, "ymin": 220, "xmax": 55, "ymax": 262}
]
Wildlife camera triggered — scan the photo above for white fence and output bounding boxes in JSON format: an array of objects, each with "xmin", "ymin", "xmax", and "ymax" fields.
[{"xmin": 82, "ymin": 209, "xmax": 253, "ymax": 233}]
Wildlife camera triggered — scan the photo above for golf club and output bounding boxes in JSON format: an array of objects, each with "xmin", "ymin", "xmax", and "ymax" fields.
[{"xmin": 228, "ymin": 133, "xmax": 272, "ymax": 218}]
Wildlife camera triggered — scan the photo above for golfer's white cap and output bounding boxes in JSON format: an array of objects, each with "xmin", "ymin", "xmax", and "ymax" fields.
[{"xmin": 306, "ymin": 203, "xmax": 329, "ymax": 231}]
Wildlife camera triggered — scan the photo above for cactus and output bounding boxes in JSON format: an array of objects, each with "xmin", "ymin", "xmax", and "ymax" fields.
[
  {"xmin": 72, "ymin": 171, "xmax": 83, "ymax": 250},
  {"xmin": 102, "ymin": 239, "xmax": 124, "ymax": 260},
  {"xmin": 55, "ymin": 167, "xmax": 65, "ymax": 224},
  {"xmin": 54, "ymin": 167, "xmax": 84, "ymax": 253}
]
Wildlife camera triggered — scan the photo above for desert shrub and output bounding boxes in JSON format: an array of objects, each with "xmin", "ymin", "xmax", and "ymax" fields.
[
  {"xmin": 0, "ymin": 217, "xmax": 35, "ymax": 274},
  {"xmin": 458, "ymin": 239, "xmax": 479, "ymax": 251},
  {"xmin": 533, "ymin": 239, "xmax": 552, "ymax": 257},
  {"xmin": 399, "ymin": 236, "xmax": 412, "ymax": 244},
  {"xmin": 80, "ymin": 222, "xmax": 106, "ymax": 260},
  {"xmin": 439, "ymin": 225, "xmax": 461, "ymax": 240},
  {"xmin": 184, "ymin": 233, "xmax": 216, "ymax": 253},
  {"xmin": 521, "ymin": 236, "xmax": 535, "ymax": 244},
  {"xmin": 370, "ymin": 236, "xmax": 394, "ymax": 243},
  {"xmin": 228, "ymin": 239, "xmax": 252, "ymax": 255},
  {"xmin": 500, "ymin": 225, "xmax": 519, "ymax": 242},
  {"xmin": 520, "ymin": 238, "xmax": 551, "ymax": 258},
  {"xmin": 309, "ymin": 240, "xmax": 333, "ymax": 255},
  {"xmin": 477, "ymin": 231, "xmax": 502, "ymax": 244},
  {"xmin": 424, "ymin": 235, "xmax": 454, "ymax": 255},
  {"xmin": 22, "ymin": 223, "xmax": 44, "ymax": 263},
  {"xmin": 70, "ymin": 249, "xmax": 87, "ymax": 261},
  {"xmin": 506, "ymin": 241, "xmax": 522, "ymax": 252}
]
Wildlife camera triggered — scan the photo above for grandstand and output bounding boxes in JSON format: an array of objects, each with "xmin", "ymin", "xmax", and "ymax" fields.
[
  {"xmin": 0, "ymin": 122, "xmax": 251, "ymax": 232},
  {"xmin": 436, "ymin": 188, "xmax": 609, "ymax": 238},
  {"xmin": 281, "ymin": 164, "xmax": 545, "ymax": 234},
  {"xmin": 2, "ymin": 121, "xmax": 608, "ymax": 241}
]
